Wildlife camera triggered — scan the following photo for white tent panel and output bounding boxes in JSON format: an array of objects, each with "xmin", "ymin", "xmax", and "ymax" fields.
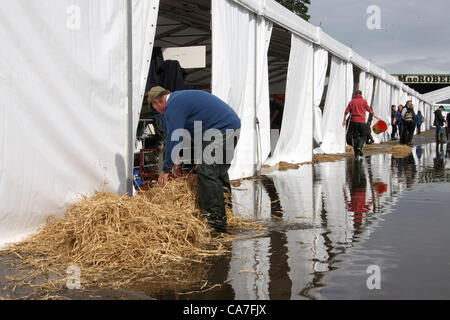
[
  {"xmin": 255, "ymin": 17, "xmax": 273, "ymax": 166},
  {"xmin": 365, "ymin": 73, "xmax": 375, "ymax": 106},
  {"xmin": 315, "ymin": 56, "xmax": 348, "ymax": 154},
  {"xmin": 266, "ymin": 34, "xmax": 314, "ymax": 165},
  {"xmin": 313, "ymin": 47, "xmax": 329, "ymax": 145},
  {"xmin": 1, "ymin": 0, "xmax": 127, "ymax": 246},
  {"xmin": 132, "ymin": 0, "xmax": 159, "ymax": 145},
  {"xmin": 346, "ymin": 62, "xmax": 354, "ymax": 106},
  {"xmin": 212, "ymin": 0, "xmax": 258, "ymax": 180},
  {"xmin": 0, "ymin": 0, "xmax": 158, "ymax": 248},
  {"xmin": 212, "ymin": 0, "xmax": 277, "ymax": 177}
]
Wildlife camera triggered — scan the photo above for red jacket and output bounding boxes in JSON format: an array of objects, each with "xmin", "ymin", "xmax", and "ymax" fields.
[{"xmin": 345, "ymin": 94, "xmax": 374, "ymax": 124}]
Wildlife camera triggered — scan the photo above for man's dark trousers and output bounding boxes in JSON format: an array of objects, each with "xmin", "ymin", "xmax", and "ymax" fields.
[
  {"xmin": 399, "ymin": 122, "xmax": 407, "ymax": 144},
  {"xmin": 197, "ymin": 132, "xmax": 238, "ymax": 233},
  {"xmin": 391, "ymin": 124, "xmax": 397, "ymax": 139},
  {"xmin": 350, "ymin": 122, "xmax": 367, "ymax": 156}
]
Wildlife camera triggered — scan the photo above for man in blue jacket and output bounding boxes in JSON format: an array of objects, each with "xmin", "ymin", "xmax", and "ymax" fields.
[{"xmin": 147, "ymin": 86, "xmax": 241, "ymax": 233}]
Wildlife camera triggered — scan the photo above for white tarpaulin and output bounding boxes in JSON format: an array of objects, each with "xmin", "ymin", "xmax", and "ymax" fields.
[
  {"xmin": 0, "ymin": 0, "xmax": 158, "ymax": 248},
  {"xmin": 212, "ymin": 0, "xmax": 256, "ymax": 180},
  {"xmin": 212, "ymin": 0, "xmax": 272, "ymax": 179},
  {"xmin": 313, "ymin": 47, "xmax": 328, "ymax": 145},
  {"xmin": 255, "ymin": 17, "xmax": 273, "ymax": 166},
  {"xmin": 266, "ymin": 34, "xmax": 314, "ymax": 165},
  {"xmin": 358, "ymin": 71, "xmax": 366, "ymax": 98},
  {"xmin": 365, "ymin": 73, "xmax": 374, "ymax": 106},
  {"xmin": 345, "ymin": 62, "xmax": 354, "ymax": 108},
  {"xmin": 371, "ymin": 79, "xmax": 390, "ymax": 143},
  {"xmin": 315, "ymin": 56, "xmax": 347, "ymax": 154}
]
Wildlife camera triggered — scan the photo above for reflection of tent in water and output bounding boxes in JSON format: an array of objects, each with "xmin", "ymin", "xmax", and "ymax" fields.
[{"xmin": 227, "ymin": 153, "xmax": 421, "ymax": 299}]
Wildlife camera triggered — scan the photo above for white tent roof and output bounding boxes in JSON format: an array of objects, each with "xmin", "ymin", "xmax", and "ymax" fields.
[{"xmin": 423, "ymin": 85, "xmax": 450, "ymax": 104}]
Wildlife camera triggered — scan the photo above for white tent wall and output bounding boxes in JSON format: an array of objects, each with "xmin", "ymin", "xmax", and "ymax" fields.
[
  {"xmin": 371, "ymin": 79, "xmax": 391, "ymax": 143},
  {"xmin": 131, "ymin": 0, "xmax": 159, "ymax": 154},
  {"xmin": 346, "ymin": 63, "xmax": 354, "ymax": 109},
  {"xmin": 418, "ymin": 100, "xmax": 425, "ymax": 130},
  {"xmin": 391, "ymin": 87, "xmax": 400, "ymax": 110},
  {"xmin": 211, "ymin": 0, "xmax": 260, "ymax": 180},
  {"xmin": 358, "ymin": 71, "xmax": 366, "ymax": 97},
  {"xmin": 315, "ymin": 56, "xmax": 348, "ymax": 154},
  {"xmin": 266, "ymin": 34, "xmax": 314, "ymax": 165},
  {"xmin": 365, "ymin": 73, "xmax": 375, "ymax": 106},
  {"xmin": 313, "ymin": 47, "xmax": 329, "ymax": 145},
  {"xmin": 227, "ymin": 0, "xmax": 431, "ymax": 162},
  {"xmin": 255, "ymin": 17, "xmax": 274, "ymax": 167},
  {"xmin": 0, "ymin": 0, "xmax": 158, "ymax": 248},
  {"xmin": 383, "ymin": 84, "xmax": 393, "ymax": 141}
]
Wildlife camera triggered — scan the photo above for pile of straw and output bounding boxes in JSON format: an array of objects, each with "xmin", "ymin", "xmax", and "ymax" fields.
[{"xmin": 1, "ymin": 177, "xmax": 262, "ymax": 293}]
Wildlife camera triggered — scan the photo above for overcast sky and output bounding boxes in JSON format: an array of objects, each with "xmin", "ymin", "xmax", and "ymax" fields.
[{"xmin": 309, "ymin": 0, "xmax": 450, "ymax": 74}]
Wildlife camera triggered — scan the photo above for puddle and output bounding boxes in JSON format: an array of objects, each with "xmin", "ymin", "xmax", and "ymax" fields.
[
  {"xmin": 1, "ymin": 142, "xmax": 449, "ymax": 300},
  {"xmin": 163, "ymin": 142, "xmax": 450, "ymax": 300}
]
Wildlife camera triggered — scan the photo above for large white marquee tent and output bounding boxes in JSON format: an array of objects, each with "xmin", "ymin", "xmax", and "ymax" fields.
[{"xmin": 0, "ymin": 0, "xmax": 432, "ymax": 247}]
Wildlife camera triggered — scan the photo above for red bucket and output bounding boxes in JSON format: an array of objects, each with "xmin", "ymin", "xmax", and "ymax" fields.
[{"xmin": 372, "ymin": 120, "xmax": 388, "ymax": 135}]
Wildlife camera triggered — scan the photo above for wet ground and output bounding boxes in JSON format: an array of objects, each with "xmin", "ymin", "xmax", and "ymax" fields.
[{"xmin": 1, "ymin": 131, "xmax": 449, "ymax": 300}]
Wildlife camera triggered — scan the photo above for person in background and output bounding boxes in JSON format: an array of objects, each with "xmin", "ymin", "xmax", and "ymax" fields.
[
  {"xmin": 446, "ymin": 110, "xmax": 450, "ymax": 141},
  {"xmin": 403, "ymin": 103, "xmax": 417, "ymax": 146},
  {"xmin": 396, "ymin": 105, "xmax": 404, "ymax": 144},
  {"xmin": 434, "ymin": 105, "xmax": 445, "ymax": 144},
  {"xmin": 342, "ymin": 90, "xmax": 382, "ymax": 160},
  {"xmin": 391, "ymin": 105, "xmax": 398, "ymax": 140},
  {"xmin": 416, "ymin": 110, "xmax": 423, "ymax": 135},
  {"xmin": 400, "ymin": 101, "xmax": 412, "ymax": 144}
]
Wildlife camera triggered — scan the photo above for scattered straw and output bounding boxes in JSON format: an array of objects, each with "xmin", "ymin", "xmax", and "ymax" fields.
[
  {"xmin": 0, "ymin": 177, "xmax": 263, "ymax": 296},
  {"xmin": 278, "ymin": 162, "xmax": 300, "ymax": 171}
]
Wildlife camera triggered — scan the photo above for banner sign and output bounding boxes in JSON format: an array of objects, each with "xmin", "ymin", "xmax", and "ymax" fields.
[{"xmin": 394, "ymin": 74, "xmax": 450, "ymax": 84}]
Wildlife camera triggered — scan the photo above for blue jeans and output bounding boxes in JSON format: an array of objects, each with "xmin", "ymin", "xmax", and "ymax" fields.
[{"xmin": 436, "ymin": 126, "xmax": 444, "ymax": 142}]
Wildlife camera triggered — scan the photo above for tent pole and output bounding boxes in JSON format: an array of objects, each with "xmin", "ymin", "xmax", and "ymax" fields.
[{"xmin": 126, "ymin": 0, "xmax": 134, "ymax": 195}]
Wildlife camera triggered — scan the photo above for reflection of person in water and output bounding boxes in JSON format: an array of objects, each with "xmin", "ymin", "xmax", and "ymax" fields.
[
  {"xmin": 344, "ymin": 161, "xmax": 373, "ymax": 227},
  {"xmin": 260, "ymin": 176, "xmax": 283, "ymax": 219},
  {"xmin": 416, "ymin": 145, "xmax": 423, "ymax": 160},
  {"xmin": 434, "ymin": 144, "xmax": 445, "ymax": 172},
  {"xmin": 404, "ymin": 154, "xmax": 417, "ymax": 188},
  {"xmin": 391, "ymin": 153, "xmax": 417, "ymax": 188}
]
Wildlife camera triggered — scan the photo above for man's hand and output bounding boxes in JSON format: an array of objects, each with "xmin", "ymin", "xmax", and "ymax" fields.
[
  {"xmin": 158, "ymin": 172, "xmax": 170, "ymax": 187},
  {"xmin": 342, "ymin": 120, "xmax": 346, "ymax": 128}
]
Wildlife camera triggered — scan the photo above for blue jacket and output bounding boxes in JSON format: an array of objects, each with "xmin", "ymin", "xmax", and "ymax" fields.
[
  {"xmin": 416, "ymin": 113, "xmax": 423, "ymax": 125},
  {"xmin": 162, "ymin": 90, "xmax": 241, "ymax": 173},
  {"xmin": 396, "ymin": 109, "xmax": 403, "ymax": 125}
]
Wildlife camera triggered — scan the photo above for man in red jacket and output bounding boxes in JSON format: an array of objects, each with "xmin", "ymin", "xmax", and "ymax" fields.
[{"xmin": 342, "ymin": 90, "xmax": 382, "ymax": 159}]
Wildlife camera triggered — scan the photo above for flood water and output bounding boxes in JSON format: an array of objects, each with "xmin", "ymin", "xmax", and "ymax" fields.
[
  {"xmin": 1, "ymin": 142, "xmax": 449, "ymax": 300},
  {"xmin": 157, "ymin": 142, "xmax": 450, "ymax": 300}
]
